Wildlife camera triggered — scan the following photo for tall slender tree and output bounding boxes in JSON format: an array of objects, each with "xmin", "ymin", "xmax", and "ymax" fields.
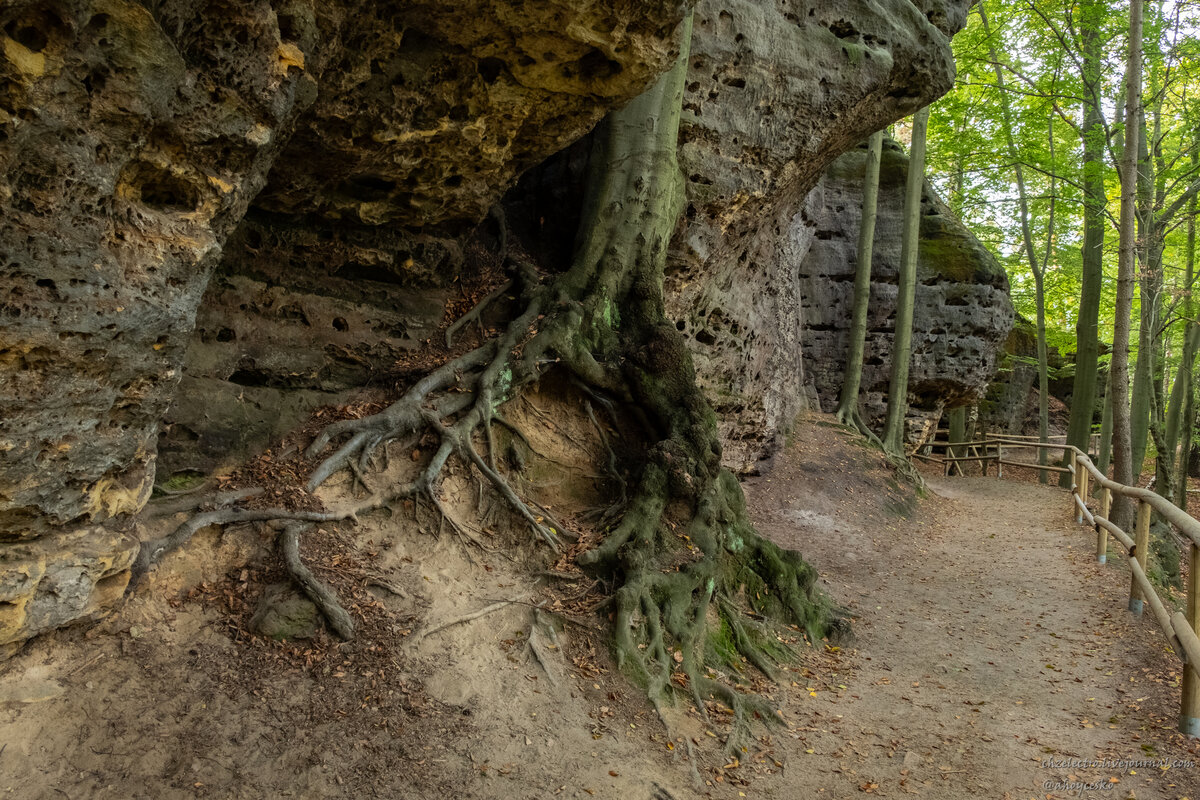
[
  {"xmin": 1131, "ymin": 108, "xmax": 1160, "ymax": 478},
  {"xmin": 1169, "ymin": 156, "xmax": 1199, "ymax": 508},
  {"xmin": 837, "ymin": 131, "xmax": 885, "ymax": 441},
  {"xmin": 883, "ymin": 108, "xmax": 931, "ymax": 457},
  {"xmin": 1063, "ymin": 0, "xmax": 1109, "ymax": 482},
  {"xmin": 980, "ymin": 2, "xmax": 1052, "ymax": 481},
  {"xmin": 1111, "ymin": 0, "xmax": 1146, "ymax": 532}
]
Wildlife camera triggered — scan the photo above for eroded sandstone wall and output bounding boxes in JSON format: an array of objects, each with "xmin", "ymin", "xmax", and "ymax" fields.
[
  {"xmin": 665, "ymin": 0, "xmax": 971, "ymax": 470},
  {"xmin": 0, "ymin": 0, "xmax": 1008, "ymax": 653},
  {"xmin": 0, "ymin": 0, "xmax": 330, "ymax": 655},
  {"xmin": 799, "ymin": 139, "xmax": 1014, "ymax": 439},
  {"xmin": 0, "ymin": 0, "xmax": 686, "ymax": 652},
  {"xmin": 161, "ymin": 0, "xmax": 982, "ymax": 479}
]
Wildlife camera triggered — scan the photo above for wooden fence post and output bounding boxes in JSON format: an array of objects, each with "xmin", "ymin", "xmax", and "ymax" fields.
[
  {"xmin": 997, "ymin": 442, "xmax": 1003, "ymax": 479},
  {"xmin": 1096, "ymin": 487, "xmax": 1111, "ymax": 564},
  {"xmin": 1183, "ymin": 541, "xmax": 1200, "ymax": 737},
  {"xmin": 1129, "ymin": 500, "xmax": 1152, "ymax": 616},
  {"xmin": 1072, "ymin": 452, "xmax": 1082, "ymax": 523},
  {"xmin": 1077, "ymin": 454, "xmax": 1090, "ymax": 522}
]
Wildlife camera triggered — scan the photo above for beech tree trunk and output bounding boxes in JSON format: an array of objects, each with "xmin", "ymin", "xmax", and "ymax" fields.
[
  {"xmin": 882, "ymin": 107, "xmax": 930, "ymax": 457},
  {"xmin": 1131, "ymin": 110, "xmax": 1158, "ymax": 478},
  {"xmin": 1111, "ymin": 0, "xmax": 1145, "ymax": 531},
  {"xmin": 1099, "ymin": 370, "xmax": 1114, "ymax": 475},
  {"xmin": 836, "ymin": 130, "xmax": 884, "ymax": 437},
  {"xmin": 1172, "ymin": 175, "xmax": 1199, "ymax": 510},
  {"xmin": 980, "ymin": 3, "xmax": 1050, "ymax": 482},
  {"xmin": 1063, "ymin": 0, "xmax": 1108, "ymax": 486}
]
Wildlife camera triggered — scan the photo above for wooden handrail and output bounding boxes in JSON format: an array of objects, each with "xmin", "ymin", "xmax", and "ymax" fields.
[
  {"xmin": 987, "ymin": 437, "xmax": 1200, "ymax": 549},
  {"xmin": 925, "ymin": 439, "xmax": 998, "ymax": 449},
  {"xmin": 927, "ymin": 434, "xmax": 1200, "ymax": 737},
  {"xmin": 1001, "ymin": 459, "xmax": 1071, "ymax": 474}
]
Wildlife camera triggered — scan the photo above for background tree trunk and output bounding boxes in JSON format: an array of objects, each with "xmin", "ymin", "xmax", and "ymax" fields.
[
  {"xmin": 1063, "ymin": 0, "xmax": 1107, "ymax": 486},
  {"xmin": 836, "ymin": 131, "xmax": 884, "ymax": 439},
  {"xmin": 980, "ymin": 2, "xmax": 1051, "ymax": 482},
  {"xmin": 1131, "ymin": 110, "xmax": 1157, "ymax": 478},
  {"xmin": 1111, "ymin": 0, "xmax": 1145, "ymax": 531},
  {"xmin": 883, "ymin": 107, "xmax": 931, "ymax": 456}
]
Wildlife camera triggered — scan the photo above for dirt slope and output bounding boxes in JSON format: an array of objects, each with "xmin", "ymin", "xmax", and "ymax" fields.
[{"xmin": 1, "ymin": 414, "xmax": 1197, "ymax": 799}]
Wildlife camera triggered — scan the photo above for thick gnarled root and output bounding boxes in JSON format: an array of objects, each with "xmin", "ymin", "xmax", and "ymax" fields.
[
  {"xmin": 582, "ymin": 464, "xmax": 839, "ymax": 752},
  {"xmin": 279, "ymin": 523, "xmax": 355, "ymax": 640}
]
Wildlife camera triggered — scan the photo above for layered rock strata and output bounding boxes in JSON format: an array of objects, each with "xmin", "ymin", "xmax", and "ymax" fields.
[
  {"xmin": 1, "ymin": 0, "xmax": 1009, "ymax": 651},
  {"xmin": 798, "ymin": 139, "xmax": 1014, "ymax": 439}
]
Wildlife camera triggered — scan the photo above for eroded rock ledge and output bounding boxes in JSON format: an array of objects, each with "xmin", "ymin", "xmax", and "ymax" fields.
[
  {"xmin": 0, "ymin": 0, "xmax": 1006, "ymax": 653},
  {"xmin": 1, "ymin": 0, "xmax": 685, "ymax": 653}
]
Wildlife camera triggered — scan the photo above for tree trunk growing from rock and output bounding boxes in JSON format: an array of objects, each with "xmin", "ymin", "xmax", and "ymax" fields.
[
  {"xmin": 553, "ymin": 12, "xmax": 840, "ymax": 722},
  {"xmin": 882, "ymin": 107, "xmax": 930, "ymax": 457},
  {"xmin": 139, "ymin": 12, "xmax": 839, "ymax": 740}
]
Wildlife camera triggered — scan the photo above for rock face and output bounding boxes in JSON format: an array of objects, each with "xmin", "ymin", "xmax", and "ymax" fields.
[
  {"xmin": 798, "ymin": 140, "xmax": 1014, "ymax": 437},
  {"xmin": 0, "ymin": 0, "xmax": 322, "ymax": 540},
  {"xmin": 162, "ymin": 0, "xmax": 983, "ymax": 476},
  {"xmin": 665, "ymin": 0, "xmax": 972, "ymax": 470},
  {"xmin": 0, "ymin": 0, "xmax": 1007, "ymax": 650},
  {"xmin": 0, "ymin": 0, "xmax": 687, "ymax": 648},
  {"xmin": 0, "ymin": 526, "xmax": 137, "ymax": 658},
  {"xmin": 0, "ymin": 0, "xmax": 330, "ymax": 650},
  {"xmin": 256, "ymin": 0, "xmax": 689, "ymax": 227},
  {"xmin": 157, "ymin": 214, "xmax": 452, "ymax": 477},
  {"xmin": 979, "ymin": 319, "xmax": 1040, "ymax": 436},
  {"xmin": 979, "ymin": 318, "xmax": 1104, "ymax": 438}
]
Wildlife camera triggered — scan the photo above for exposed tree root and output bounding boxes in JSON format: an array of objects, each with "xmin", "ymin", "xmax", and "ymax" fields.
[
  {"xmin": 834, "ymin": 407, "xmax": 926, "ymax": 491},
  {"xmin": 419, "ymin": 599, "xmax": 518, "ymax": 640},
  {"xmin": 132, "ymin": 10, "xmax": 842, "ymax": 751},
  {"xmin": 528, "ymin": 608, "xmax": 561, "ymax": 686},
  {"xmin": 444, "ymin": 279, "xmax": 512, "ymax": 348},
  {"xmin": 886, "ymin": 451, "xmax": 926, "ymax": 492},
  {"xmin": 835, "ymin": 406, "xmax": 882, "ymax": 449},
  {"xmin": 279, "ymin": 523, "xmax": 355, "ymax": 640},
  {"xmin": 143, "ymin": 487, "xmax": 262, "ymax": 519},
  {"xmin": 697, "ymin": 675, "xmax": 782, "ymax": 756}
]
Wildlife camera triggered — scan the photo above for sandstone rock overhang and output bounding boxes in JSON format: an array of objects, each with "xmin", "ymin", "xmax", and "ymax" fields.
[{"xmin": 0, "ymin": 0, "xmax": 998, "ymax": 652}]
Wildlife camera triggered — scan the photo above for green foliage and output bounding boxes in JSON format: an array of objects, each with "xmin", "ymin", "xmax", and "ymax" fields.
[{"xmin": 927, "ymin": 0, "xmax": 1200, "ymax": 398}]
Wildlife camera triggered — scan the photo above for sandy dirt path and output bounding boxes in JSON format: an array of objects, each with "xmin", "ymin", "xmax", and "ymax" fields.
[
  {"xmin": 744, "ymin": 457, "xmax": 1200, "ymax": 800},
  {"xmin": 2, "ymin": 421, "xmax": 1199, "ymax": 800}
]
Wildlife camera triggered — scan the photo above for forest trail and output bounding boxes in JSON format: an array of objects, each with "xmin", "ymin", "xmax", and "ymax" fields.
[
  {"xmin": 742, "ymin": 436, "xmax": 1200, "ymax": 799},
  {"xmin": 2, "ymin": 417, "xmax": 1199, "ymax": 800}
]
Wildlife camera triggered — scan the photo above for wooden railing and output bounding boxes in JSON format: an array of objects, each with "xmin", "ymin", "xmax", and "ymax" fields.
[
  {"xmin": 926, "ymin": 436, "xmax": 1200, "ymax": 738},
  {"xmin": 916, "ymin": 433, "xmax": 1100, "ymax": 479}
]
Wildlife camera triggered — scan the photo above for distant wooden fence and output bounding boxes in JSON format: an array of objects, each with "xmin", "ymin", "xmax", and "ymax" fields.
[
  {"xmin": 921, "ymin": 435, "xmax": 1200, "ymax": 739},
  {"xmin": 915, "ymin": 432, "xmax": 1100, "ymax": 479}
]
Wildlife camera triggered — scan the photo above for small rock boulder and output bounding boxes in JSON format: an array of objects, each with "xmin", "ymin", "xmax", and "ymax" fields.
[{"xmin": 250, "ymin": 583, "xmax": 320, "ymax": 641}]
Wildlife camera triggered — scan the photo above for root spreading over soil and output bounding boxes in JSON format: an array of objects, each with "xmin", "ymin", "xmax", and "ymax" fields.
[{"xmin": 128, "ymin": 11, "xmax": 838, "ymax": 748}]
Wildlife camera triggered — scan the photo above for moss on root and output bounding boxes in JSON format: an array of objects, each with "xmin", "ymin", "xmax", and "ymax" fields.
[{"xmin": 143, "ymin": 9, "xmax": 842, "ymax": 755}]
